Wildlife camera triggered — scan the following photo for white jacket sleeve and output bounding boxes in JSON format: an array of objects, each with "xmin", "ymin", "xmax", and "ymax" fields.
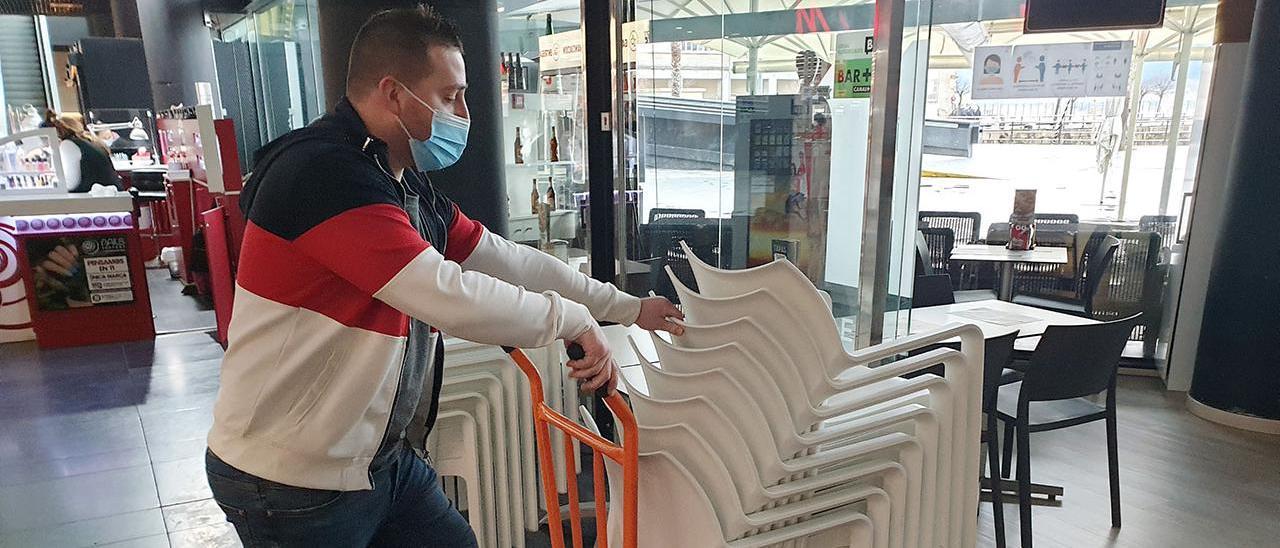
[
  {"xmin": 460, "ymin": 229, "xmax": 642, "ymax": 326},
  {"xmin": 373, "ymin": 246, "xmax": 596, "ymax": 348}
]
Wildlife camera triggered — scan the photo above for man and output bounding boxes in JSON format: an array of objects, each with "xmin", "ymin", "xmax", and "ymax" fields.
[{"xmin": 205, "ymin": 6, "xmax": 682, "ymax": 547}]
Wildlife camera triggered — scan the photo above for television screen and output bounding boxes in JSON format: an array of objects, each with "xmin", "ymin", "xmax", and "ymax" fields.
[{"xmin": 1024, "ymin": 0, "xmax": 1167, "ymax": 33}]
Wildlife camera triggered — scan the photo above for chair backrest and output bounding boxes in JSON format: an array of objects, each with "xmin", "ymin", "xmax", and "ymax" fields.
[
  {"xmin": 919, "ymin": 227, "xmax": 955, "ymax": 276},
  {"xmin": 643, "ymin": 334, "xmax": 798, "ymax": 451},
  {"xmin": 985, "ymin": 222, "xmax": 1011, "ymax": 245},
  {"xmin": 1080, "ymin": 234, "xmax": 1121, "ymax": 309},
  {"xmin": 981, "ymin": 331, "xmax": 1019, "ymax": 411},
  {"xmin": 649, "ymin": 207, "xmax": 705, "ymax": 223},
  {"xmin": 669, "ymin": 265, "xmax": 846, "ymax": 373},
  {"xmin": 673, "ymin": 317, "xmax": 831, "ymax": 426},
  {"xmin": 1021, "ymin": 315, "xmax": 1141, "ymax": 402},
  {"xmin": 915, "ymin": 230, "xmax": 935, "ymax": 276},
  {"xmin": 680, "ymin": 241, "xmax": 823, "ymax": 308},
  {"xmin": 1092, "ymin": 231, "xmax": 1161, "ymax": 320},
  {"xmin": 919, "ymin": 211, "xmax": 981, "ymax": 245},
  {"xmin": 1139, "ymin": 214, "xmax": 1177, "ymax": 246},
  {"xmin": 912, "ymin": 274, "xmax": 956, "ymax": 308},
  {"xmin": 1034, "ymin": 213, "xmax": 1079, "ymax": 227}
]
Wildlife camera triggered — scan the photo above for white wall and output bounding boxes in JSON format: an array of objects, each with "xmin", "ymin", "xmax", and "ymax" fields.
[{"xmin": 1165, "ymin": 42, "xmax": 1249, "ymax": 391}]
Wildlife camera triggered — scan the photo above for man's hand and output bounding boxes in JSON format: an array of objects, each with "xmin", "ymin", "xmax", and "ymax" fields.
[
  {"xmin": 567, "ymin": 325, "xmax": 620, "ymax": 394},
  {"xmin": 634, "ymin": 296, "xmax": 684, "ymax": 336}
]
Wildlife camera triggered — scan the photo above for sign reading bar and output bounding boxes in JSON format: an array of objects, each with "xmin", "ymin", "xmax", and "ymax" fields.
[
  {"xmin": 834, "ymin": 31, "xmax": 874, "ymax": 99},
  {"xmin": 973, "ymin": 40, "xmax": 1133, "ymax": 100}
]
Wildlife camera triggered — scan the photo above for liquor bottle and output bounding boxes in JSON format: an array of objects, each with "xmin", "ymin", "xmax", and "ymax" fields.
[
  {"xmin": 507, "ymin": 53, "xmax": 517, "ymax": 89},
  {"xmin": 549, "ymin": 126, "xmax": 559, "ymax": 162},
  {"xmin": 531, "ymin": 179, "xmax": 540, "ymax": 215},
  {"xmin": 546, "ymin": 178, "xmax": 557, "ymax": 211},
  {"xmin": 514, "ymin": 55, "xmax": 524, "ymax": 91},
  {"xmin": 513, "ymin": 127, "xmax": 524, "ymax": 164}
]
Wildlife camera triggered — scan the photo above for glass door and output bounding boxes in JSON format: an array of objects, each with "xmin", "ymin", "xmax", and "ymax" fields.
[{"xmin": 616, "ymin": 0, "xmax": 935, "ymax": 345}]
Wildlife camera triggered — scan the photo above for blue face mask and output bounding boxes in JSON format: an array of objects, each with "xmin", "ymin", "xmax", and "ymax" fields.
[{"xmin": 396, "ymin": 83, "xmax": 470, "ymax": 171}]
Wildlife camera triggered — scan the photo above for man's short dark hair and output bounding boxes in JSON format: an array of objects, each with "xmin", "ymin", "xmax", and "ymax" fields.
[{"xmin": 346, "ymin": 5, "xmax": 464, "ymax": 97}]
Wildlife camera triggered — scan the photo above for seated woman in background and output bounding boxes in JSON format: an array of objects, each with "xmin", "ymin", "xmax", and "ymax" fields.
[{"xmin": 44, "ymin": 110, "xmax": 122, "ymax": 193}]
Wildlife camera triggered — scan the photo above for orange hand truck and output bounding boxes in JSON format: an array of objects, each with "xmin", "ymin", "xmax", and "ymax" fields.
[{"xmin": 503, "ymin": 346, "xmax": 639, "ymax": 548}]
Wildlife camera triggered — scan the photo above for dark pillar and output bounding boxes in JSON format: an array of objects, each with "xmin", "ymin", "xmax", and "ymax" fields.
[
  {"xmin": 1190, "ymin": 0, "xmax": 1280, "ymax": 423},
  {"xmin": 316, "ymin": 0, "xmax": 419, "ymax": 111},
  {"xmin": 316, "ymin": 0, "xmax": 508, "ymax": 235},
  {"xmin": 135, "ymin": 0, "xmax": 219, "ymax": 109},
  {"xmin": 110, "ymin": 0, "xmax": 143, "ymax": 38}
]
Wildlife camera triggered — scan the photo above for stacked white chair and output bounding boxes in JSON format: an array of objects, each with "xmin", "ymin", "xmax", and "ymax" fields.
[
  {"xmin": 611, "ymin": 247, "xmax": 982, "ymax": 548},
  {"xmin": 428, "ymin": 339, "xmax": 585, "ymax": 548}
]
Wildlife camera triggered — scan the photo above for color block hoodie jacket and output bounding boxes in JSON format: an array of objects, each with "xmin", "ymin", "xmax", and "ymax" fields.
[{"xmin": 207, "ymin": 98, "xmax": 640, "ymax": 491}]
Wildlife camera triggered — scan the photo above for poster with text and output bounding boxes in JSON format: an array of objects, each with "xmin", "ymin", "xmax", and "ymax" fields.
[
  {"xmin": 974, "ymin": 41, "xmax": 1133, "ymax": 99},
  {"xmin": 1089, "ymin": 41, "xmax": 1134, "ymax": 97},
  {"xmin": 27, "ymin": 234, "xmax": 134, "ymax": 311},
  {"xmin": 972, "ymin": 46, "xmax": 1013, "ymax": 99},
  {"xmin": 834, "ymin": 31, "xmax": 875, "ymax": 99}
]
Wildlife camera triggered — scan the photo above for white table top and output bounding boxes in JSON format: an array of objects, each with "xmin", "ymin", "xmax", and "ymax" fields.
[
  {"xmin": 903, "ymin": 299, "xmax": 1097, "ymax": 341},
  {"xmin": 0, "ymin": 193, "xmax": 135, "ymax": 216},
  {"xmin": 950, "ymin": 244, "xmax": 1067, "ymax": 265}
]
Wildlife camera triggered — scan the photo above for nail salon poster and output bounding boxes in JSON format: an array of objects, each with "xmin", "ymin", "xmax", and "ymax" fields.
[
  {"xmin": 973, "ymin": 41, "xmax": 1132, "ymax": 99},
  {"xmin": 27, "ymin": 234, "xmax": 134, "ymax": 310}
]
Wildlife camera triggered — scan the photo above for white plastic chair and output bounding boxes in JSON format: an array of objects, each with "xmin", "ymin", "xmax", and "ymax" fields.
[
  {"xmin": 445, "ymin": 341, "xmax": 536, "ymax": 543},
  {"xmin": 639, "ymin": 336, "xmax": 934, "ymax": 548},
  {"xmin": 626, "ymin": 377, "xmax": 910, "ymax": 548},
  {"xmin": 440, "ymin": 373, "xmax": 509, "ymax": 548},
  {"xmin": 583, "ymin": 406, "xmax": 879, "ymax": 548},
  {"xmin": 438, "ymin": 390, "xmax": 497, "ymax": 548},
  {"xmin": 428, "ymin": 410, "xmax": 485, "ymax": 544},
  {"xmin": 670, "ymin": 275, "xmax": 984, "ymax": 547}
]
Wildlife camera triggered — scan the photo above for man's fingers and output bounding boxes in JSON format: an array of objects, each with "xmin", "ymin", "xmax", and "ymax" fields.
[
  {"xmin": 569, "ymin": 354, "xmax": 607, "ymax": 380},
  {"xmin": 583, "ymin": 362, "xmax": 616, "ymax": 391},
  {"xmin": 664, "ymin": 319, "xmax": 685, "ymax": 336},
  {"xmin": 605, "ymin": 366, "xmax": 620, "ymax": 395}
]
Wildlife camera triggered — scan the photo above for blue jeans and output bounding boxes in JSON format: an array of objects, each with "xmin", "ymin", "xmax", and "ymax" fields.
[{"xmin": 206, "ymin": 445, "xmax": 477, "ymax": 547}]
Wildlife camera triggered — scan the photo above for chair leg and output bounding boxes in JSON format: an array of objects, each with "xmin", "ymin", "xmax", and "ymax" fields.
[
  {"xmin": 1107, "ymin": 409, "xmax": 1122, "ymax": 528},
  {"xmin": 1001, "ymin": 421, "xmax": 1015, "ymax": 478},
  {"xmin": 987, "ymin": 413, "xmax": 1007, "ymax": 548},
  {"xmin": 1016, "ymin": 422, "xmax": 1033, "ymax": 548}
]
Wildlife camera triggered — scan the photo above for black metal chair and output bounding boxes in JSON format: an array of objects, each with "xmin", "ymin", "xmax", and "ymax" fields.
[
  {"xmin": 649, "ymin": 207, "xmax": 705, "ymax": 223},
  {"xmin": 1009, "ymin": 229, "xmax": 1076, "ymax": 298},
  {"xmin": 912, "ymin": 274, "xmax": 955, "ymax": 308},
  {"xmin": 919, "ymin": 226, "xmax": 955, "ymax": 281},
  {"xmin": 641, "ymin": 222, "xmax": 719, "ymax": 302},
  {"xmin": 919, "ymin": 211, "xmax": 981, "ymax": 245},
  {"xmin": 980, "ymin": 330, "xmax": 1021, "ymax": 548},
  {"xmin": 997, "ymin": 315, "xmax": 1142, "ymax": 548},
  {"xmin": 1091, "ymin": 231, "xmax": 1164, "ymax": 356},
  {"xmin": 1013, "ymin": 234, "xmax": 1120, "ymax": 318},
  {"xmin": 1138, "ymin": 215, "xmax": 1177, "ymax": 247}
]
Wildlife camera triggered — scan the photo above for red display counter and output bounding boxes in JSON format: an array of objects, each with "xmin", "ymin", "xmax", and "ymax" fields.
[{"xmin": 1, "ymin": 194, "xmax": 155, "ymax": 348}]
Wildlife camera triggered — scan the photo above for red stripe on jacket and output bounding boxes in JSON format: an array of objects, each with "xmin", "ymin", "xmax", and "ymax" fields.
[
  {"xmin": 444, "ymin": 204, "xmax": 484, "ymax": 263},
  {"xmin": 237, "ymin": 203, "xmax": 430, "ymax": 337}
]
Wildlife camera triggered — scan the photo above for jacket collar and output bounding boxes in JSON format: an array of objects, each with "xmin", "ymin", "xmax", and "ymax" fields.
[{"xmin": 323, "ymin": 97, "xmax": 433, "ymax": 194}]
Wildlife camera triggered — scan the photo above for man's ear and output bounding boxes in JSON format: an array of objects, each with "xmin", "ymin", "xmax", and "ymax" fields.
[{"xmin": 376, "ymin": 76, "xmax": 404, "ymax": 115}]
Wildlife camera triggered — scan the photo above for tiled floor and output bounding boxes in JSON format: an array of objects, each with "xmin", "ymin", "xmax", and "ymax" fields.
[
  {"xmin": 2, "ymin": 326, "xmax": 1279, "ymax": 547},
  {"xmin": 146, "ymin": 270, "xmax": 216, "ymax": 335},
  {"xmin": 0, "ymin": 331, "xmax": 237, "ymax": 548}
]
